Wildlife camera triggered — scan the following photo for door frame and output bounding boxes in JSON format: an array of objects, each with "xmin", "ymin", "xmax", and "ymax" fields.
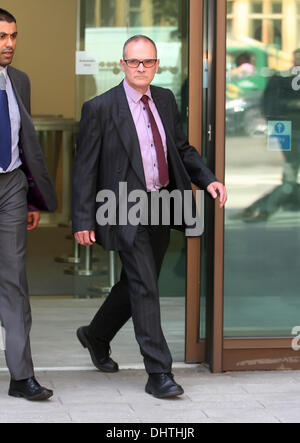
[
  {"xmin": 186, "ymin": 0, "xmax": 206, "ymax": 364},
  {"xmin": 185, "ymin": 0, "xmax": 226, "ymax": 373}
]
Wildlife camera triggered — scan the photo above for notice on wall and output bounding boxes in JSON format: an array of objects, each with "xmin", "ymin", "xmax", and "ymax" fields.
[
  {"xmin": 268, "ymin": 121, "xmax": 292, "ymax": 152},
  {"xmin": 76, "ymin": 51, "xmax": 99, "ymax": 75}
]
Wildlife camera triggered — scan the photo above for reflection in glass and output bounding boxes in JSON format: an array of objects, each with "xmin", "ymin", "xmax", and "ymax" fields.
[
  {"xmin": 225, "ymin": 0, "xmax": 300, "ymax": 337},
  {"xmin": 78, "ymin": 0, "xmax": 188, "ymax": 128},
  {"xmin": 76, "ymin": 0, "xmax": 189, "ymax": 361}
]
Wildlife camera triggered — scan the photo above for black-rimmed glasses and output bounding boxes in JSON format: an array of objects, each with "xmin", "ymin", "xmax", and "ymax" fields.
[{"xmin": 123, "ymin": 59, "xmax": 158, "ymax": 68}]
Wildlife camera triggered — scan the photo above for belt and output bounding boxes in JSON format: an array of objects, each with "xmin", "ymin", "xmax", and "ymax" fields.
[{"xmin": 0, "ymin": 167, "xmax": 20, "ymax": 177}]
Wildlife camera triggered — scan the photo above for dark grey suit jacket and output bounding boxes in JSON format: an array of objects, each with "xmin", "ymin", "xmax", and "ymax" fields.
[
  {"xmin": 7, "ymin": 66, "xmax": 57, "ymax": 212},
  {"xmin": 72, "ymin": 82, "xmax": 217, "ymax": 251}
]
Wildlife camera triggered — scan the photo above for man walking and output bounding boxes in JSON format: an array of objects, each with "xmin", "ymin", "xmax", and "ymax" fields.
[
  {"xmin": 0, "ymin": 9, "xmax": 57, "ymax": 401},
  {"xmin": 72, "ymin": 35, "xmax": 227, "ymax": 398}
]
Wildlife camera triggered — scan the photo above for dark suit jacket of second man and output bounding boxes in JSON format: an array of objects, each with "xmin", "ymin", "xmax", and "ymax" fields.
[{"xmin": 7, "ymin": 65, "xmax": 57, "ymax": 212}]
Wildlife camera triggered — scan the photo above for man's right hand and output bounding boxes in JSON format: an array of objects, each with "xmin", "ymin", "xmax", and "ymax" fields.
[{"xmin": 74, "ymin": 230, "xmax": 96, "ymax": 246}]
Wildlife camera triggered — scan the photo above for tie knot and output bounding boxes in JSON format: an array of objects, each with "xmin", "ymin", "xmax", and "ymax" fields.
[
  {"xmin": 0, "ymin": 71, "xmax": 6, "ymax": 90},
  {"xmin": 141, "ymin": 95, "xmax": 149, "ymax": 105}
]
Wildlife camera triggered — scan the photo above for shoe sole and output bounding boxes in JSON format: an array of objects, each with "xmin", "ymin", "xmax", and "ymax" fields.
[
  {"xmin": 145, "ymin": 385, "xmax": 184, "ymax": 399},
  {"xmin": 8, "ymin": 390, "xmax": 53, "ymax": 402},
  {"xmin": 77, "ymin": 328, "xmax": 119, "ymax": 373}
]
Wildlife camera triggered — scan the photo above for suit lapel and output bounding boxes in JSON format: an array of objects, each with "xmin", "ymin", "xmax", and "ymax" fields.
[
  {"xmin": 112, "ymin": 83, "xmax": 146, "ymax": 189},
  {"xmin": 7, "ymin": 66, "xmax": 22, "ymax": 106},
  {"xmin": 7, "ymin": 66, "xmax": 30, "ymax": 123},
  {"xmin": 150, "ymin": 86, "xmax": 169, "ymax": 122},
  {"xmin": 150, "ymin": 86, "xmax": 176, "ymax": 156}
]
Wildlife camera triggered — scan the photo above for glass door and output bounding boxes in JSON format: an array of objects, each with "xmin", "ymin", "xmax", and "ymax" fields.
[{"xmin": 223, "ymin": 0, "xmax": 300, "ymax": 371}]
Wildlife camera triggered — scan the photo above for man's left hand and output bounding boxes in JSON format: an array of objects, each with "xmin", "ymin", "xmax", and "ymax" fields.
[
  {"xmin": 27, "ymin": 211, "xmax": 41, "ymax": 231},
  {"xmin": 207, "ymin": 182, "xmax": 228, "ymax": 208}
]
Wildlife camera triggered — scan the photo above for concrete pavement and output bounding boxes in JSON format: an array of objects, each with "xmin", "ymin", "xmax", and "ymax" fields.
[{"xmin": 1, "ymin": 366, "xmax": 300, "ymax": 423}]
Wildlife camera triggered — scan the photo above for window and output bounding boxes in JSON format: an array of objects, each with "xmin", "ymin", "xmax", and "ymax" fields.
[
  {"xmin": 101, "ymin": 0, "xmax": 116, "ymax": 27},
  {"xmin": 227, "ymin": 0, "xmax": 234, "ymax": 15},
  {"xmin": 129, "ymin": 0, "xmax": 142, "ymax": 27},
  {"xmin": 272, "ymin": 1, "xmax": 282, "ymax": 14},
  {"xmin": 251, "ymin": 1, "xmax": 263, "ymax": 14}
]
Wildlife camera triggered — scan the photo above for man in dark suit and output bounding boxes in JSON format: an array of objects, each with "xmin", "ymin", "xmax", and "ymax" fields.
[
  {"xmin": 73, "ymin": 35, "xmax": 227, "ymax": 398},
  {"xmin": 0, "ymin": 9, "xmax": 57, "ymax": 401}
]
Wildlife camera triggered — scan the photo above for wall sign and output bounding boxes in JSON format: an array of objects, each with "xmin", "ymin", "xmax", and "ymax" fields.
[
  {"xmin": 268, "ymin": 121, "xmax": 292, "ymax": 152},
  {"xmin": 76, "ymin": 51, "xmax": 98, "ymax": 75}
]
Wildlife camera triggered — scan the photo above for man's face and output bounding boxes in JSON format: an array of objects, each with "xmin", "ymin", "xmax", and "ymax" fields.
[
  {"xmin": 0, "ymin": 21, "xmax": 17, "ymax": 68},
  {"xmin": 120, "ymin": 40, "xmax": 160, "ymax": 93}
]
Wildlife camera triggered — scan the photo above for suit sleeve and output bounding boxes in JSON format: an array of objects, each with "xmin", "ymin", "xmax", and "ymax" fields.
[
  {"xmin": 169, "ymin": 90, "xmax": 218, "ymax": 190},
  {"xmin": 72, "ymin": 100, "xmax": 102, "ymax": 234}
]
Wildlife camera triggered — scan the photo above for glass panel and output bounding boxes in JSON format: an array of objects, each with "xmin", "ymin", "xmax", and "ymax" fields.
[
  {"xmin": 199, "ymin": 0, "xmax": 216, "ymax": 341},
  {"xmin": 227, "ymin": 1, "xmax": 234, "ymax": 15},
  {"xmin": 272, "ymin": 1, "xmax": 282, "ymax": 14},
  {"xmin": 78, "ymin": 0, "xmax": 189, "ymax": 127},
  {"xmin": 251, "ymin": 2, "xmax": 263, "ymax": 13},
  {"xmin": 225, "ymin": 0, "xmax": 300, "ymax": 337},
  {"xmin": 77, "ymin": 0, "xmax": 189, "ymax": 306},
  {"xmin": 199, "ymin": 0, "xmax": 210, "ymax": 340},
  {"xmin": 251, "ymin": 19, "xmax": 263, "ymax": 41}
]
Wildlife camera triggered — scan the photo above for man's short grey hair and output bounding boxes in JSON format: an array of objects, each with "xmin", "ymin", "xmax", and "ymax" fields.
[{"xmin": 123, "ymin": 35, "xmax": 158, "ymax": 59}]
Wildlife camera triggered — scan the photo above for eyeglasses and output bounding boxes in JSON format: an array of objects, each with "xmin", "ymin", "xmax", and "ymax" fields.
[{"xmin": 123, "ymin": 59, "xmax": 158, "ymax": 68}]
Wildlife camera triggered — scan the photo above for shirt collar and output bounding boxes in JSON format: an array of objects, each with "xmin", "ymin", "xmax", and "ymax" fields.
[{"xmin": 123, "ymin": 78, "xmax": 152, "ymax": 104}]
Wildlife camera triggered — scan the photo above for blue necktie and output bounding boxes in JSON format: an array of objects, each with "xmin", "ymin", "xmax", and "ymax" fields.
[{"xmin": 0, "ymin": 72, "xmax": 12, "ymax": 171}]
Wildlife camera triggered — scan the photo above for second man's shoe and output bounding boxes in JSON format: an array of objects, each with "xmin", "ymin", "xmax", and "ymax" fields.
[
  {"xmin": 77, "ymin": 326, "xmax": 119, "ymax": 373},
  {"xmin": 145, "ymin": 373, "xmax": 184, "ymax": 399},
  {"xmin": 9, "ymin": 377, "xmax": 53, "ymax": 401}
]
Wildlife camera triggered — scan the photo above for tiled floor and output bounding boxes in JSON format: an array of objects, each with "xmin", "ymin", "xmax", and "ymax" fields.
[
  {"xmin": 1, "ymin": 298, "xmax": 300, "ymax": 423},
  {"xmin": 0, "ymin": 297, "xmax": 185, "ymax": 370},
  {"xmin": 1, "ymin": 367, "xmax": 300, "ymax": 423}
]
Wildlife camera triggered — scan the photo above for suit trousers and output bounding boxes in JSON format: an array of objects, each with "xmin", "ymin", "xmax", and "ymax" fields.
[
  {"xmin": 0, "ymin": 168, "xmax": 34, "ymax": 380},
  {"xmin": 89, "ymin": 224, "xmax": 173, "ymax": 374}
]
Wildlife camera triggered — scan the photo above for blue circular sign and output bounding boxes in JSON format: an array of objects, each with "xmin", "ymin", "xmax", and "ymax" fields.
[{"xmin": 274, "ymin": 122, "xmax": 285, "ymax": 134}]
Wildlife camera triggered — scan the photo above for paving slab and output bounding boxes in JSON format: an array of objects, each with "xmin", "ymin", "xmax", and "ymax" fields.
[{"xmin": 0, "ymin": 368, "xmax": 300, "ymax": 423}]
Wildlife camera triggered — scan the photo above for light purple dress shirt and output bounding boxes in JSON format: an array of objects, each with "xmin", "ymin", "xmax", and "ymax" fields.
[{"xmin": 123, "ymin": 79, "xmax": 169, "ymax": 192}]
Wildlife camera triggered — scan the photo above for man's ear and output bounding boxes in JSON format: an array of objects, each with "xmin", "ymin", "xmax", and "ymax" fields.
[
  {"xmin": 120, "ymin": 59, "xmax": 126, "ymax": 73},
  {"xmin": 156, "ymin": 59, "xmax": 161, "ymax": 73}
]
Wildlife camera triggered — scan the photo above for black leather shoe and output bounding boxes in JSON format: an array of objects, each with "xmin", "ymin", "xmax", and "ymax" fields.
[
  {"xmin": 145, "ymin": 373, "xmax": 184, "ymax": 399},
  {"xmin": 9, "ymin": 377, "xmax": 53, "ymax": 401},
  {"xmin": 77, "ymin": 326, "xmax": 119, "ymax": 373}
]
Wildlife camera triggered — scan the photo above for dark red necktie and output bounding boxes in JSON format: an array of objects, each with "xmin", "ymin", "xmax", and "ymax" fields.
[{"xmin": 141, "ymin": 95, "xmax": 169, "ymax": 187}]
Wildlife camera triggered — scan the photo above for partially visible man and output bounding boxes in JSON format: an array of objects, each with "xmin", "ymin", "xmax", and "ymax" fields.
[
  {"xmin": 73, "ymin": 35, "xmax": 227, "ymax": 399},
  {"xmin": 0, "ymin": 9, "xmax": 57, "ymax": 401},
  {"xmin": 240, "ymin": 48, "xmax": 300, "ymax": 221}
]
